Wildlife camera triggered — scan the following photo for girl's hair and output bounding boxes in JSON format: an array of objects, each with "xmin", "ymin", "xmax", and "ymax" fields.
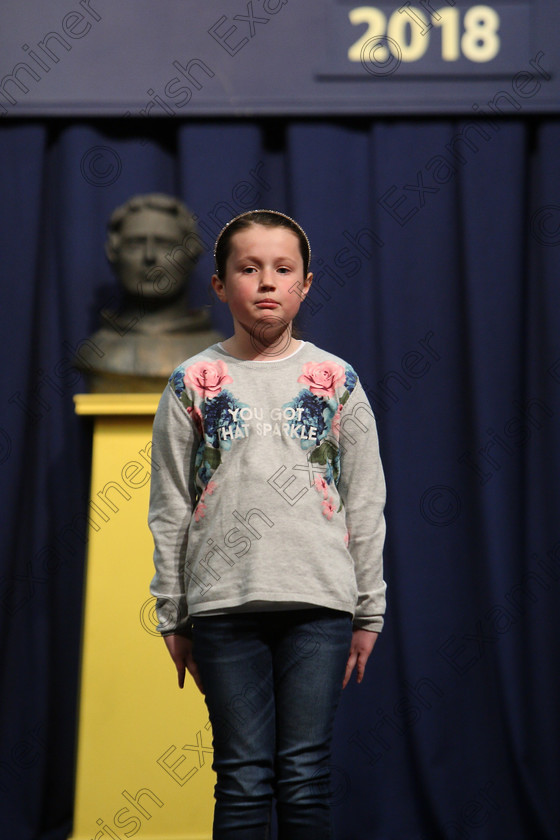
[{"xmin": 213, "ymin": 210, "xmax": 311, "ymax": 279}]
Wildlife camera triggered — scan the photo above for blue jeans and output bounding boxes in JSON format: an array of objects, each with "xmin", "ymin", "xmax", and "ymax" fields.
[{"xmin": 191, "ymin": 608, "xmax": 353, "ymax": 840}]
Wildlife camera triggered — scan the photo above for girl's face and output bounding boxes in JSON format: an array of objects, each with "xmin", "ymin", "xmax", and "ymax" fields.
[{"xmin": 211, "ymin": 224, "xmax": 312, "ymax": 340}]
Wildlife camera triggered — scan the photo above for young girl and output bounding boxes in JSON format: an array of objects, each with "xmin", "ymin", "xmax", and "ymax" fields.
[{"xmin": 148, "ymin": 210, "xmax": 386, "ymax": 840}]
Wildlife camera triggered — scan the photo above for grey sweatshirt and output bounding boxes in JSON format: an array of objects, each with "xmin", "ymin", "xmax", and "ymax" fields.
[{"xmin": 148, "ymin": 341, "xmax": 386, "ymax": 634}]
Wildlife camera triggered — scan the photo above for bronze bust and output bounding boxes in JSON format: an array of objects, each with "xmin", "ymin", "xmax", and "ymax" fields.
[{"xmin": 76, "ymin": 193, "xmax": 222, "ymax": 392}]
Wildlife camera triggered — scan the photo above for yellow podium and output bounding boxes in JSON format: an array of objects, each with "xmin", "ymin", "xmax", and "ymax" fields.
[{"xmin": 71, "ymin": 394, "xmax": 214, "ymax": 840}]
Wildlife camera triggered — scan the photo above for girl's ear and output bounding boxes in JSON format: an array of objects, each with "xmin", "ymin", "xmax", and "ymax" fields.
[
  {"xmin": 211, "ymin": 274, "xmax": 227, "ymax": 302},
  {"xmin": 302, "ymin": 272, "xmax": 313, "ymax": 294}
]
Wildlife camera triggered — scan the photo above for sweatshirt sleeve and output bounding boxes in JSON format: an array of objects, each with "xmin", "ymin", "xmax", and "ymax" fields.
[
  {"xmin": 336, "ymin": 379, "xmax": 387, "ymax": 633},
  {"xmin": 148, "ymin": 382, "xmax": 201, "ymax": 636}
]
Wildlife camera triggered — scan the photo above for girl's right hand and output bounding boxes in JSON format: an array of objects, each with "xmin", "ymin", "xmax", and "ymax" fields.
[
  {"xmin": 163, "ymin": 634, "xmax": 204, "ymax": 694},
  {"xmin": 343, "ymin": 628, "xmax": 378, "ymax": 688}
]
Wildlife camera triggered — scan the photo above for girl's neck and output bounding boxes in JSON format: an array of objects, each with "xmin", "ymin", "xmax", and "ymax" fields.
[{"xmin": 221, "ymin": 329, "xmax": 302, "ymax": 361}]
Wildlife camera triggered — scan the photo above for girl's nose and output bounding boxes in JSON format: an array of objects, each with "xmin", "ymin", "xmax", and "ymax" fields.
[{"xmin": 259, "ymin": 268, "xmax": 276, "ymax": 288}]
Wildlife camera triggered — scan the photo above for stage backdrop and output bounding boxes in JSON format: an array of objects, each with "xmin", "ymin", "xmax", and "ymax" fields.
[
  {"xmin": 1, "ymin": 0, "xmax": 560, "ymax": 115},
  {"xmin": 0, "ymin": 115, "xmax": 560, "ymax": 840}
]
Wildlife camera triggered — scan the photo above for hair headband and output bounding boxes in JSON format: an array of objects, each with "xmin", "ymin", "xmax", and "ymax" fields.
[{"xmin": 213, "ymin": 209, "xmax": 311, "ymax": 269}]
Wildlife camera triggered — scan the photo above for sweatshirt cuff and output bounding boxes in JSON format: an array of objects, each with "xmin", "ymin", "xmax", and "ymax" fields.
[
  {"xmin": 353, "ymin": 616, "xmax": 384, "ymax": 633},
  {"xmin": 161, "ymin": 617, "xmax": 193, "ymax": 639}
]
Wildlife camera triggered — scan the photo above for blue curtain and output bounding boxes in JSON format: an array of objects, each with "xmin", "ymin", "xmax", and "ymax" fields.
[{"xmin": 1, "ymin": 116, "xmax": 559, "ymax": 840}]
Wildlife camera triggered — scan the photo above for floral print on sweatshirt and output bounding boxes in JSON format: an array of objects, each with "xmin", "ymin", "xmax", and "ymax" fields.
[
  {"xmin": 285, "ymin": 361, "xmax": 358, "ymax": 519},
  {"xmin": 171, "ymin": 361, "xmax": 247, "ymax": 502},
  {"xmin": 170, "ymin": 358, "xmax": 359, "ymax": 522}
]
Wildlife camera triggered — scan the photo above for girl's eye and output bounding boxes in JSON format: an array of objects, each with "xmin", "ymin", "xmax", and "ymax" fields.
[{"xmin": 238, "ymin": 265, "xmax": 293, "ymax": 274}]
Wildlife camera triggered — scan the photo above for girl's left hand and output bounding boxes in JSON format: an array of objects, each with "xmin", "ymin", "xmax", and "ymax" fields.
[{"xmin": 343, "ymin": 629, "xmax": 378, "ymax": 688}]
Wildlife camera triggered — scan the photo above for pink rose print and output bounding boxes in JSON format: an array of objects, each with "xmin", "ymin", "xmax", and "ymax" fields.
[
  {"xmin": 186, "ymin": 405, "xmax": 204, "ymax": 436},
  {"xmin": 184, "ymin": 360, "xmax": 233, "ymax": 399},
  {"xmin": 314, "ymin": 476, "xmax": 329, "ymax": 499},
  {"xmin": 344, "ymin": 531, "xmax": 350, "ymax": 547},
  {"xmin": 194, "ymin": 501, "xmax": 207, "ymax": 522},
  {"xmin": 298, "ymin": 361, "xmax": 345, "ymax": 399},
  {"xmin": 322, "ymin": 497, "xmax": 335, "ymax": 520},
  {"xmin": 198, "ymin": 481, "xmax": 217, "ymax": 507},
  {"xmin": 331, "ymin": 404, "xmax": 343, "ymax": 438}
]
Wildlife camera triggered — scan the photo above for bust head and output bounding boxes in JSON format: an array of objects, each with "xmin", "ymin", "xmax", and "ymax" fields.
[{"xmin": 105, "ymin": 193, "xmax": 203, "ymax": 303}]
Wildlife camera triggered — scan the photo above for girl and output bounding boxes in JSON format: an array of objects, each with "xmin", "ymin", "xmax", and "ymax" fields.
[{"xmin": 148, "ymin": 210, "xmax": 386, "ymax": 840}]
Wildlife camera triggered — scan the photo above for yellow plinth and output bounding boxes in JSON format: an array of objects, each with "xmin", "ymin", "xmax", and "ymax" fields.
[{"xmin": 71, "ymin": 394, "xmax": 214, "ymax": 840}]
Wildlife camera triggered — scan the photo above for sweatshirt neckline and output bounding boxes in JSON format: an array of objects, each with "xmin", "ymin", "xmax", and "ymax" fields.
[{"xmin": 215, "ymin": 341, "xmax": 308, "ymax": 365}]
